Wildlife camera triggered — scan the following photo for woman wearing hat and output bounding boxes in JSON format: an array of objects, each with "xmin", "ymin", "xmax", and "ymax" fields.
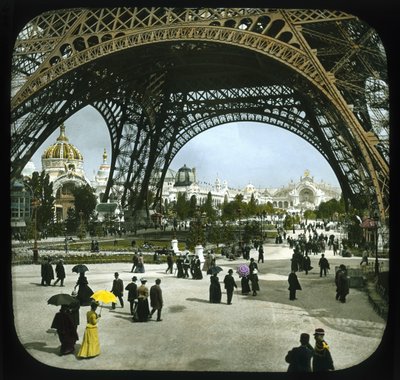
[
  {"xmin": 77, "ymin": 301, "xmax": 101, "ymax": 359},
  {"xmin": 53, "ymin": 259, "xmax": 66, "ymax": 287},
  {"xmin": 136, "ymin": 278, "xmax": 150, "ymax": 322},
  {"xmin": 312, "ymin": 328, "xmax": 334, "ymax": 372}
]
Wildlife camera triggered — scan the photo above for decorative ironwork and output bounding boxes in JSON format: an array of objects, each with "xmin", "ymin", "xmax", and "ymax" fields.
[{"xmin": 11, "ymin": 7, "xmax": 389, "ymax": 222}]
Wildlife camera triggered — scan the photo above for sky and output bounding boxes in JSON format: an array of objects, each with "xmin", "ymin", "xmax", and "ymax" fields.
[{"xmin": 29, "ymin": 106, "xmax": 340, "ymax": 190}]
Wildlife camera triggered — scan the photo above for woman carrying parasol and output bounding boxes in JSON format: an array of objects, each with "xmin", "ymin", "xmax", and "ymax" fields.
[
  {"xmin": 73, "ymin": 265, "xmax": 94, "ymax": 306},
  {"xmin": 50, "ymin": 304, "xmax": 79, "ymax": 356}
]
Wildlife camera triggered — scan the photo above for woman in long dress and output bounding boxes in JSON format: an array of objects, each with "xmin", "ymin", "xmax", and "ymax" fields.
[
  {"xmin": 78, "ymin": 301, "xmax": 101, "ymax": 358},
  {"xmin": 51, "ymin": 305, "xmax": 79, "ymax": 356},
  {"xmin": 241, "ymin": 276, "xmax": 251, "ymax": 295},
  {"xmin": 74, "ymin": 272, "xmax": 94, "ymax": 306},
  {"xmin": 136, "ymin": 279, "xmax": 150, "ymax": 322},
  {"xmin": 209, "ymin": 273, "xmax": 221, "ymax": 303}
]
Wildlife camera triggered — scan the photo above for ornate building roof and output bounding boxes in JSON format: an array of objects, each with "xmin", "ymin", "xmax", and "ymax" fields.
[
  {"xmin": 174, "ymin": 164, "xmax": 196, "ymax": 187},
  {"xmin": 42, "ymin": 124, "xmax": 83, "ymax": 161}
]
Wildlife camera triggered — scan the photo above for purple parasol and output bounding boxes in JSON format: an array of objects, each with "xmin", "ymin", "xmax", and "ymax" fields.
[{"xmin": 237, "ymin": 264, "xmax": 250, "ymax": 277}]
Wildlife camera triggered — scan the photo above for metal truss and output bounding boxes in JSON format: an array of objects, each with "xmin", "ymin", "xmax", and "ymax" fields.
[{"xmin": 11, "ymin": 7, "xmax": 389, "ymax": 221}]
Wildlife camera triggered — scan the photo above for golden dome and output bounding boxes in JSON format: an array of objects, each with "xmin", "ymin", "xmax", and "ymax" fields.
[{"xmin": 42, "ymin": 125, "xmax": 83, "ymax": 160}]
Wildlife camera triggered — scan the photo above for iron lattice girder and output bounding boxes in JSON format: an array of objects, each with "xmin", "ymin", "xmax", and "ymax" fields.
[
  {"xmin": 11, "ymin": 7, "xmax": 389, "ymax": 219},
  {"xmin": 101, "ymin": 79, "xmax": 365, "ymax": 209}
]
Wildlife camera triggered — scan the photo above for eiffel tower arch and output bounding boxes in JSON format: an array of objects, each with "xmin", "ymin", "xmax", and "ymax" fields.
[{"xmin": 11, "ymin": 7, "xmax": 389, "ymax": 225}]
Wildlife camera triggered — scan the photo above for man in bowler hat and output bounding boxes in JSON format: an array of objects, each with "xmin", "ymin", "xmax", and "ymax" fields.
[
  {"xmin": 111, "ymin": 272, "xmax": 124, "ymax": 309},
  {"xmin": 125, "ymin": 276, "xmax": 138, "ymax": 316},
  {"xmin": 223, "ymin": 269, "xmax": 237, "ymax": 305}
]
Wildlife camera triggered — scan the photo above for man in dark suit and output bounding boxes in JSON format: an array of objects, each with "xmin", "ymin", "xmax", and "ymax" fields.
[
  {"xmin": 111, "ymin": 272, "xmax": 124, "ymax": 309},
  {"xmin": 223, "ymin": 269, "xmax": 237, "ymax": 305},
  {"xmin": 149, "ymin": 278, "xmax": 163, "ymax": 321},
  {"xmin": 125, "ymin": 276, "xmax": 138, "ymax": 316},
  {"xmin": 285, "ymin": 333, "xmax": 314, "ymax": 372}
]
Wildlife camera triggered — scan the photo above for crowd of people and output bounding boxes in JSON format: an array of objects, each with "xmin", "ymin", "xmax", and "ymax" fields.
[{"xmin": 44, "ymin": 225, "xmax": 349, "ymax": 366}]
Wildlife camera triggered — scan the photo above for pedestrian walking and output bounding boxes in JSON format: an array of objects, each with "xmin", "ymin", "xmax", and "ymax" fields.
[
  {"xmin": 176, "ymin": 254, "xmax": 185, "ymax": 278},
  {"xmin": 209, "ymin": 273, "xmax": 222, "ymax": 303},
  {"xmin": 41, "ymin": 257, "xmax": 54, "ymax": 286},
  {"xmin": 51, "ymin": 305, "xmax": 79, "ymax": 356},
  {"xmin": 53, "ymin": 259, "xmax": 66, "ymax": 286},
  {"xmin": 285, "ymin": 333, "xmax": 314, "ymax": 372},
  {"xmin": 312, "ymin": 328, "xmax": 334, "ymax": 372},
  {"xmin": 241, "ymin": 275, "xmax": 251, "ymax": 295},
  {"xmin": 335, "ymin": 264, "xmax": 350, "ymax": 303},
  {"xmin": 77, "ymin": 301, "xmax": 101, "ymax": 359},
  {"xmin": 250, "ymin": 268, "xmax": 260, "ymax": 296},
  {"xmin": 192, "ymin": 255, "xmax": 203, "ymax": 279},
  {"xmin": 183, "ymin": 253, "xmax": 191, "ymax": 278},
  {"xmin": 136, "ymin": 278, "xmax": 150, "ymax": 322},
  {"xmin": 69, "ymin": 291, "xmax": 80, "ymax": 330},
  {"xmin": 318, "ymin": 253, "xmax": 330, "ymax": 277},
  {"xmin": 303, "ymin": 253, "xmax": 312, "ymax": 275},
  {"xmin": 74, "ymin": 272, "xmax": 94, "ymax": 306},
  {"xmin": 131, "ymin": 252, "xmax": 139, "ymax": 272},
  {"xmin": 111, "ymin": 272, "xmax": 124, "ymax": 309},
  {"xmin": 202, "ymin": 252, "xmax": 212, "ymax": 273},
  {"xmin": 134, "ymin": 253, "xmax": 145, "ymax": 273},
  {"xmin": 166, "ymin": 253, "xmax": 174, "ymax": 274},
  {"xmin": 125, "ymin": 276, "xmax": 138, "ymax": 316},
  {"xmin": 149, "ymin": 278, "xmax": 163, "ymax": 321},
  {"xmin": 288, "ymin": 270, "xmax": 302, "ymax": 300},
  {"xmin": 258, "ymin": 244, "xmax": 264, "ymax": 263},
  {"xmin": 223, "ymin": 269, "xmax": 237, "ymax": 305}
]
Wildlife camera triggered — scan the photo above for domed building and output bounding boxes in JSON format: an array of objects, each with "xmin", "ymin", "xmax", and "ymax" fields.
[
  {"xmin": 174, "ymin": 164, "xmax": 196, "ymax": 187},
  {"xmin": 41, "ymin": 124, "xmax": 91, "ymax": 221}
]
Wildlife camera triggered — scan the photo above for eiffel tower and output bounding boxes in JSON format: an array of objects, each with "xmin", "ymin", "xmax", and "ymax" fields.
[{"xmin": 10, "ymin": 7, "xmax": 389, "ymax": 226}]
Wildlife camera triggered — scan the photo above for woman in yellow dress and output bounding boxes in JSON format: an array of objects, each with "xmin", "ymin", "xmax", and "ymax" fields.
[{"xmin": 77, "ymin": 301, "xmax": 101, "ymax": 358}]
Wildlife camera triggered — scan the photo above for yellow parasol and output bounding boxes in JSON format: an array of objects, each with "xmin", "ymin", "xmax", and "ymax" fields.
[{"xmin": 90, "ymin": 290, "xmax": 117, "ymax": 315}]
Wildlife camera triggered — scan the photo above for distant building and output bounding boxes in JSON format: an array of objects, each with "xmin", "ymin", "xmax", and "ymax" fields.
[
  {"xmin": 157, "ymin": 166, "xmax": 341, "ymax": 214},
  {"xmin": 21, "ymin": 127, "xmax": 341, "ymax": 225}
]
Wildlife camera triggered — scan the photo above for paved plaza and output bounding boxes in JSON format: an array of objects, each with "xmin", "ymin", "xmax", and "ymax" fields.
[{"xmin": 8, "ymin": 234, "xmax": 389, "ymax": 375}]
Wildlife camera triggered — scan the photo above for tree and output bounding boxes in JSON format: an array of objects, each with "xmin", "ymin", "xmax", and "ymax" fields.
[
  {"xmin": 65, "ymin": 207, "xmax": 78, "ymax": 234},
  {"xmin": 247, "ymin": 193, "xmax": 258, "ymax": 217},
  {"xmin": 175, "ymin": 192, "xmax": 190, "ymax": 220},
  {"xmin": 201, "ymin": 192, "xmax": 216, "ymax": 220},
  {"xmin": 26, "ymin": 171, "xmax": 55, "ymax": 233},
  {"xmin": 71, "ymin": 184, "xmax": 97, "ymax": 226},
  {"xmin": 317, "ymin": 198, "xmax": 346, "ymax": 220}
]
